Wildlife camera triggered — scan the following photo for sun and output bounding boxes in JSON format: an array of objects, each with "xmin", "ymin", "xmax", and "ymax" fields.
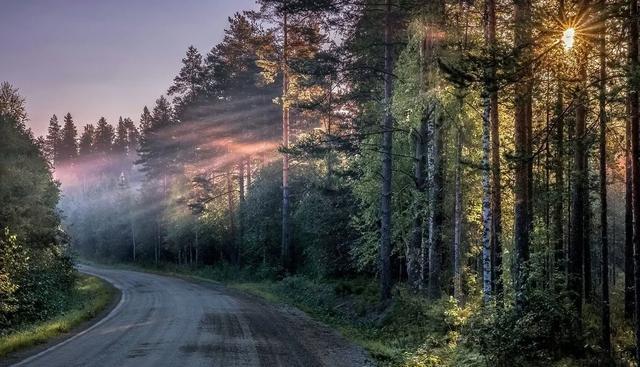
[{"xmin": 562, "ymin": 27, "xmax": 575, "ymax": 51}]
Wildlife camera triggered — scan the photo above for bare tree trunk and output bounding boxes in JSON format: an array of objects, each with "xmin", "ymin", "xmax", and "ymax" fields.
[
  {"xmin": 598, "ymin": 11, "xmax": 611, "ymax": 354},
  {"xmin": 246, "ymin": 157, "xmax": 252, "ymax": 190},
  {"xmin": 625, "ymin": 70, "xmax": 635, "ymax": 320},
  {"xmin": 238, "ymin": 161, "xmax": 245, "ymax": 203},
  {"xmin": 553, "ymin": 80, "xmax": 565, "ymax": 277},
  {"xmin": 238, "ymin": 161, "xmax": 245, "ymax": 266},
  {"xmin": 585, "ymin": 167, "xmax": 592, "ymax": 302},
  {"xmin": 226, "ymin": 170, "xmax": 237, "ymax": 264},
  {"xmin": 482, "ymin": 0, "xmax": 495, "ymax": 301},
  {"xmin": 428, "ymin": 114, "xmax": 444, "ymax": 300},
  {"xmin": 513, "ymin": 0, "xmax": 532, "ymax": 312},
  {"xmin": 488, "ymin": 0, "xmax": 503, "ymax": 297},
  {"xmin": 155, "ymin": 221, "xmax": 159, "ymax": 266},
  {"xmin": 481, "ymin": 90, "xmax": 493, "ymax": 303},
  {"xmin": 407, "ymin": 114, "xmax": 427, "ymax": 292},
  {"xmin": 131, "ymin": 214, "xmax": 136, "ymax": 262},
  {"xmin": 629, "ymin": 0, "xmax": 640, "ymax": 358},
  {"xmin": 379, "ymin": 0, "xmax": 394, "ymax": 301},
  {"xmin": 569, "ymin": 57, "xmax": 587, "ymax": 330},
  {"xmin": 453, "ymin": 128, "xmax": 463, "ymax": 303},
  {"xmin": 281, "ymin": 11, "xmax": 292, "ymax": 272},
  {"xmin": 194, "ymin": 220, "xmax": 199, "ymax": 266}
]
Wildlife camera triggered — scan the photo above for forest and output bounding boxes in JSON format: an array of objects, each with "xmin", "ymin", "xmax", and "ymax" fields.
[{"xmin": 4, "ymin": 0, "xmax": 640, "ymax": 365}]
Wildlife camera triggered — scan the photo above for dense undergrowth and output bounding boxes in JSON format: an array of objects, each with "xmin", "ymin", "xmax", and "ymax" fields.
[
  {"xmin": 103, "ymin": 261, "xmax": 637, "ymax": 366},
  {"xmin": 0, "ymin": 274, "xmax": 115, "ymax": 357}
]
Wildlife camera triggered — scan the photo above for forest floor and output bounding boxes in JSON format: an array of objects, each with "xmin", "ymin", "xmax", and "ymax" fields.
[{"xmin": 0, "ymin": 274, "xmax": 116, "ymax": 364}]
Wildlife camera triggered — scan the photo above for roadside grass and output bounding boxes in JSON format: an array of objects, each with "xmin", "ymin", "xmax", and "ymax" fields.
[
  {"xmin": 0, "ymin": 274, "xmax": 116, "ymax": 357},
  {"xmin": 229, "ymin": 278, "xmax": 484, "ymax": 367}
]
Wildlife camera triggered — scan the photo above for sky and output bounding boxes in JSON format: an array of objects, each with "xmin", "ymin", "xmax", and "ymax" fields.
[{"xmin": 1, "ymin": 0, "xmax": 257, "ymax": 137}]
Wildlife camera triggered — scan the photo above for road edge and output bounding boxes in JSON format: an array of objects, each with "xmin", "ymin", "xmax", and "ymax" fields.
[{"xmin": 3, "ymin": 270, "xmax": 124, "ymax": 367}]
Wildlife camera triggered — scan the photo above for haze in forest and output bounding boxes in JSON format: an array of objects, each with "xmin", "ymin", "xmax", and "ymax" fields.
[{"xmin": 5, "ymin": 0, "xmax": 640, "ymax": 366}]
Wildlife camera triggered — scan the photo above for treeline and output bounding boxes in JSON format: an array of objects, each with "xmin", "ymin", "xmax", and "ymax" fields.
[
  {"xmin": 0, "ymin": 83, "xmax": 74, "ymax": 332},
  {"xmin": 46, "ymin": 0, "xmax": 640, "ymax": 364}
]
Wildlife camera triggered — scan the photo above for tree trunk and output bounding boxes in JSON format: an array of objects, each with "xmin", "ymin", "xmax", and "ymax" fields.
[
  {"xmin": 246, "ymin": 157, "xmax": 252, "ymax": 190},
  {"xmin": 281, "ymin": 11, "xmax": 292, "ymax": 272},
  {"xmin": 598, "ymin": 12, "xmax": 611, "ymax": 354},
  {"xmin": 569, "ymin": 58, "xmax": 587, "ymax": 329},
  {"xmin": 481, "ymin": 90, "xmax": 493, "ymax": 303},
  {"xmin": 195, "ymin": 221, "xmax": 199, "ymax": 266},
  {"xmin": 513, "ymin": 0, "xmax": 532, "ymax": 312},
  {"xmin": 584, "ymin": 167, "xmax": 592, "ymax": 302},
  {"xmin": 488, "ymin": 0, "xmax": 503, "ymax": 299},
  {"xmin": 625, "ymin": 65, "xmax": 635, "ymax": 321},
  {"xmin": 482, "ymin": 0, "xmax": 496, "ymax": 303},
  {"xmin": 407, "ymin": 113, "xmax": 428, "ymax": 292},
  {"xmin": 379, "ymin": 0, "xmax": 394, "ymax": 301},
  {"xmin": 238, "ymin": 161, "xmax": 245, "ymax": 266},
  {"xmin": 554, "ymin": 80, "xmax": 565, "ymax": 278},
  {"xmin": 453, "ymin": 128, "xmax": 463, "ymax": 303},
  {"xmin": 629, "ymin": 0, "xmax": 640, "ymax": 358},
  {"xmin": 131, "ymin": 214, "xmax": 136, "ymax": 262},
  {"xmin": 428, "ymin": 114, "xmax": 444, "ymax": 300},
  {"xmin": 226, "ymin": 170, "xmax": 237, "ymax": 264}
]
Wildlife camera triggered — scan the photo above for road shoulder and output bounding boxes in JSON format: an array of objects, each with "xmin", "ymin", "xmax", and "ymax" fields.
[{"xmin": 0, "ymin": 273, "xmax": 121, "ymax": 367}]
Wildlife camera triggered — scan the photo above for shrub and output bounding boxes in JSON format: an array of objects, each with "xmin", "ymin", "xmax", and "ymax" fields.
[{"xmin": 464, "ymin": 291, "xmax": 579, "ymax": 366}]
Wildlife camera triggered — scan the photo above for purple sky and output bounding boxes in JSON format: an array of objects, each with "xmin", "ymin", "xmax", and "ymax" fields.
[{"xmin": 1, "ymin": 0, "xmax": 257, "ymax": 137}]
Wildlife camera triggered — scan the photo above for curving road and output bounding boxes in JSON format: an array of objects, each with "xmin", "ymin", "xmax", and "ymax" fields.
[{"xmin": 11, "ymin": 265, "xmax": 372, "ymax": 367}]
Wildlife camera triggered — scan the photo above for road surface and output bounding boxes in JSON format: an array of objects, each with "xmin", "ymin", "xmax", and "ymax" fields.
[{"xmin": 10, "ymin": 265, "xmax": 372, "ymax": 367}]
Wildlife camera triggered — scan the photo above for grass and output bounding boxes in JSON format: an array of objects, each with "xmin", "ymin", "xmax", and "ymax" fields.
[
  {"xmin": 228, "ymin": 278, "xmax": 478, "ymax": 367},
  {"xmin": 0, "ymin": 274, "xmax": 116, "ymax": 357}
]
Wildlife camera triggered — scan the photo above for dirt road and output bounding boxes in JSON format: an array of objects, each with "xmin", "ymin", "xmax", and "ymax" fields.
[{"xmin": 10, "ymin": 265, "xmax": 372, "ymax": 367}]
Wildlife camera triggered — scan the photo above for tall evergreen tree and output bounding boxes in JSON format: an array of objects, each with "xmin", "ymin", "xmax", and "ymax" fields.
[
  {"xmin": 78, "ymin": 124, "xmax": 95, "ymax": 156},
  {"xmin": 45, "ymin": 114, "xmax": 62, "ymax": 165},
  {"xmin": 58, "ymin": 113, "xmax": 78, "ymax": 163},
  {"xmin": 123, "ymin": 118, "xmax": 139, "ymax": 155},
  {"xmin": 168, "ymin": 46, "xmax": 205, "ymax": 110},
  {"xmin": 137, "ymin": 96, "xmax": 176, "ymax": 180},
  {"xmin": 113, "ymin": 117, "xmax": 129, "ymax": 155},
  {"xmin": 93, "ymin": 117, "xmax": 114, "ymax": 154}
]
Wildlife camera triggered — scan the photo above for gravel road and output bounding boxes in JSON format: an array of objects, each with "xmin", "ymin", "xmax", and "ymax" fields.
[{"xmin": 9, "ymin": 265, "xmax": 372, "ymax": 367}]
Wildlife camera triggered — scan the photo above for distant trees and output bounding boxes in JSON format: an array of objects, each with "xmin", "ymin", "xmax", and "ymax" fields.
[
  {"xmin": 59, "ymin": 113, "xmax": 78, "ymax": 162},
  {"xmin": 45, "ymin": 115, "xmax": 62, "ymax": 165}
]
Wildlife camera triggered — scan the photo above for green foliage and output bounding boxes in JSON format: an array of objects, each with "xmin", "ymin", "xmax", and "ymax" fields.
[
  {"xmin": 0, "ymin": 116, "xmax": 60, "ymax": 245},
  {"xmin": 0, "ymin": 229, "xmax": 28, "ymax": 326},
  {"xmin": 0, "ymin": 274, "xmax": 115, "ymax": 356},
  {"xmin": 0, "ymin": 108, "xmax": 75, "ymax": 331},
  {"xmin": 465, "ymin": 292, "xmax": 580, "ymax": 367}
]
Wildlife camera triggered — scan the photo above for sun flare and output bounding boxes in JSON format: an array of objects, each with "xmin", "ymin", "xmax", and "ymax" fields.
[{"xmin": 562, "ymin": 27, "xmax": 575, "ymax": 51}]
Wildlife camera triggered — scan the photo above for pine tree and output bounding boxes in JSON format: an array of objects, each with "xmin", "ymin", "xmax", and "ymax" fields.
[
  {"xmin": 114, "ymin": 117, "xmax": 128, "ymax": 155},
  {"xmin": 93, "ymin": 117, "xmax": 114, "ymax": 154},
  {"xmin": 45, "ymin": 114, "xmax": 62, "ymax": 165},
  {"xmin": 137, "ymin": 96, "xmax": 176, "ymax": 180},
  {"xmin": 123, "ymin": 118, "xmax": 139, "ymax": 155},
  {"xmin": 58, "ymin": 113, "xmax": 78, "ymax": 163},
  {"xmin": 513, "ymin": 0, "xmax": 533, "ymax": 313},
  {"xmin": 79, "ymin": 124, "xmax": 95, "ymax": 156},
  {"xmin": 168, "ymin": 46, "xmax": 205, "ymax": 109}
]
